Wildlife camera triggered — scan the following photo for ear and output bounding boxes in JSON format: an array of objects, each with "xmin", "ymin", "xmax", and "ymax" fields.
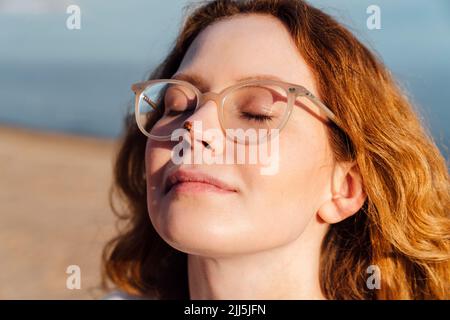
[{"xmin": 318, "ymin": 161, "xmax": 367, "ymax": 224}]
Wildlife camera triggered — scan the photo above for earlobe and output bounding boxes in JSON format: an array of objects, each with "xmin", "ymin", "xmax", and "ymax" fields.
[{"xmin": 318, "ymin": 162, "xmax": 367, "ymax": 224}]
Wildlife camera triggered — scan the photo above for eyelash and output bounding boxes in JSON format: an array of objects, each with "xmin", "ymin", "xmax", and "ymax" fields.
[{"xmin": 239, "ymin": 112, "xmax": 274, "ymax": 123}]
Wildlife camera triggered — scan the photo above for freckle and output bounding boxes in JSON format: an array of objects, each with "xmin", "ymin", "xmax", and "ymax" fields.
[{"xmin": 183, "ymin": 121, "xmax": 192, "ymax": 131}]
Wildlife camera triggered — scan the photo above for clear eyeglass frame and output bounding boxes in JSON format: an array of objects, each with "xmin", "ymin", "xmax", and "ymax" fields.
[{"xmin": 131, "ymin": 78, "xmax": 340, "ymax": 143}]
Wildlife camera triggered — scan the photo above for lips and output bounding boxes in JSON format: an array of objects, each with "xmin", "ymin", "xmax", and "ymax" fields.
[{"xmin": 164, "ymin": 169, "xmax": 237, "ymax": 194}]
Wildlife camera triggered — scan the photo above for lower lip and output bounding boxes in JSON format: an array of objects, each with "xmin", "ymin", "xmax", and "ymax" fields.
[{"xmin": 167, "ymin": 181, "xmax": 236, "ymax": 194}]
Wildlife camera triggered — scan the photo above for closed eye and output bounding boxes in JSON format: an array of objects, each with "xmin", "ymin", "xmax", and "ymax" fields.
[{"xmin": 239, "ymin": 112, "xmax": 274, "ymax": 123}]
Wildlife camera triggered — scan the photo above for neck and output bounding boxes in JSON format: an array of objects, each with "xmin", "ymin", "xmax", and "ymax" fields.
[{"xmin": 188, "ymin": 220, "xmax": 328, "ymax": 300}]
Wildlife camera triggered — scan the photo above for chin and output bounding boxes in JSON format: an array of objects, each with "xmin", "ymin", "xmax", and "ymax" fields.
[
  {"xmin": 148, "ymin": 199, "xmax": 258, "ymax": 257},
  {"xmin": 153, "ymin": 210, "xmax": 237, "ymax": 256}
]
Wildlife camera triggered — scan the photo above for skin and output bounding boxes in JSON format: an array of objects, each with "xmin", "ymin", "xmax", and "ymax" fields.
[{"xmin": 145, "ymin": 14, "xmax": 367, "ymax": 299}]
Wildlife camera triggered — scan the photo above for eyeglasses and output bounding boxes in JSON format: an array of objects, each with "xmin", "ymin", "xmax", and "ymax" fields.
[{"xmin": 131, "ymin": 78, "xmax": 339, "ymax": 144}]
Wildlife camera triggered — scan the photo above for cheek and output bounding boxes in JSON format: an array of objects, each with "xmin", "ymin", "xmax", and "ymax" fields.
[
  {"xmin": 240, "ymin": 111, "xmax": 332, "ymax": 240},
  {"xmin": 279, "ymin": 107, "xmax": 333, "ymax": 200},
  {"xmin": 279, "ymin": 123, "xmax": 330, "ymax": 209}
]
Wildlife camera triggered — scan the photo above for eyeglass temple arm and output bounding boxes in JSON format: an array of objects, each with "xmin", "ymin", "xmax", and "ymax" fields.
[
  {"xmin": 132, "ymin": 82, "xmax": 163, "ymax": 115},
  {"xmin": 304, "ymin": 92, "xmax": 338, "ymax": 124},
  {"xmin": 142, "ymin": 94, "xmax": 162, "ymax": 114}
]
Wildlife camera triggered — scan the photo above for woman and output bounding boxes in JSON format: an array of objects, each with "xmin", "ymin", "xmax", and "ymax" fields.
[{"xmin": 102, "ymin": 0, "xmax": 450, "ymax": 299}]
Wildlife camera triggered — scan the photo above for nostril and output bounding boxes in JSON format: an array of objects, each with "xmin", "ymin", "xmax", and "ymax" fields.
[
  {"xmin": 183, "ymin": 120, "xmax": 212, "ymax": 150},
  {"xmin": 202, "ymin": 140, "xmax": 211, "ymax": 149}
]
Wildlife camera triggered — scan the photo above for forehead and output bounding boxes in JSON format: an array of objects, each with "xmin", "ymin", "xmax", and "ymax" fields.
[{"xmin": 177, "ymin": 14, "xmax": 316, "ymax": 91}]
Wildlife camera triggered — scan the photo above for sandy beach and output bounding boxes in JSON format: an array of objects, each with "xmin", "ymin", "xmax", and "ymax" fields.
[{"xmin": 0, "ymin": 125, "xmax": 120, "ymax": 299}]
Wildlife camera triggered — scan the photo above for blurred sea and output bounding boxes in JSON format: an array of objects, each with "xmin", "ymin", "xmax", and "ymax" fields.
[{"xmin": 0, "ymin": 62, "xmax": 140, "ymax": 137}]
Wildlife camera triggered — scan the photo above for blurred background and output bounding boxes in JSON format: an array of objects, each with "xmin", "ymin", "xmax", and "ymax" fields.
[{"xmin": 0, "ymin": 0, "xmax": 449, "ymax": 299}]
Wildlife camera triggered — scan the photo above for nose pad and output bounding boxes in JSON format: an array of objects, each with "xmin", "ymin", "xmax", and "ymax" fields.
[{"xmin": 198, "ymin": 92, "xmax": 222, "ymax": 107}]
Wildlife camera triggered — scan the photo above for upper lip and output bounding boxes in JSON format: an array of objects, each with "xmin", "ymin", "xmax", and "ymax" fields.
[{"xmin": 164, "ymin": 169, "xmax": 238, "ymax": 194}]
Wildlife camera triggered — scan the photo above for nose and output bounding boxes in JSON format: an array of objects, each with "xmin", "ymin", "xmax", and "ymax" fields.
[{"xmin": 181, "ymin": 97, "xmax": 224, "ymax": 155}]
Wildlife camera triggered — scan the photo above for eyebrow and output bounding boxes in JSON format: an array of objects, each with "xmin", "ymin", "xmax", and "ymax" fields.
[{"xmin": 171, "ymin": 73, "xmax": 286, "ymax": 92}]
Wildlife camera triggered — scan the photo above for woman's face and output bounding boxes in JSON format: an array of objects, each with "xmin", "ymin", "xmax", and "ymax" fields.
[{"xmin": 145, "ymin": 14, "xmax": 336, "ymax": 257}]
